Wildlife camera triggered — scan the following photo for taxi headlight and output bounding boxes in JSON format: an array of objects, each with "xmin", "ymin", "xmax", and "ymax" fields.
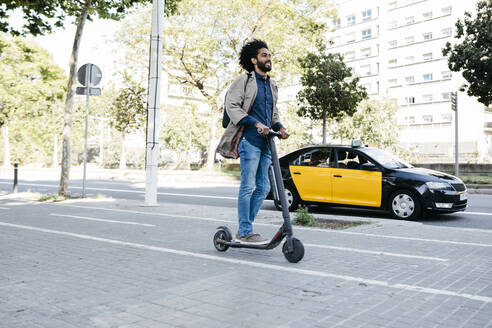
[{"xmin": 426, "ymin": 181, "xmax": 452, "ymax": 190}]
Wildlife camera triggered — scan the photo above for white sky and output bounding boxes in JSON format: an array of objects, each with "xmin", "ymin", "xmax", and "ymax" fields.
[{"xmin": 17, "ymin": 12, "xmax": 126, "ymax": 83}]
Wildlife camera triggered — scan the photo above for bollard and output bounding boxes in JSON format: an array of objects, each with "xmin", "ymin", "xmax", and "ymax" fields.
[{"xmin": 13, "ymin": 163, "xmax": 18, "ymax": 193}]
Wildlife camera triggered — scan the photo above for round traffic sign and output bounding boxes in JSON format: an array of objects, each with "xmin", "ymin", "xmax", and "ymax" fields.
[{"xmin": 77, "ymin": 63, "xmax": 102, "ymax": 87}]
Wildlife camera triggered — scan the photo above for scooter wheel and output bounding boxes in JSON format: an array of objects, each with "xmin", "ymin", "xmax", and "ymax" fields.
[
  {"xmin": 213, "ymin": 229, "xmax": 231, "ymax": 252},
  {"xmin": 282, "ymin": 238, "xmax": 304, "ymax": 263}
]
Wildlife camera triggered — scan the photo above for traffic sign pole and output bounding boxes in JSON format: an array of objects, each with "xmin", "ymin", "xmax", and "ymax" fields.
[
  {"xmin": 82, "ymin": 64, "xmax": 92, "ymax": 198},
  {"xmin": 453, "ymin": 92, "xmax": 459, "ymax": 177},
  {"xmin": 76, "ymin": 63, "xmax": 101, "ymax": 198}
]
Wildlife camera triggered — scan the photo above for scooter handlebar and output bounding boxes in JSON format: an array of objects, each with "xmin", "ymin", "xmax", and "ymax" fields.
[{"xmin": 257, "ymin": 128, "xmax": 283, "ymax": 138}]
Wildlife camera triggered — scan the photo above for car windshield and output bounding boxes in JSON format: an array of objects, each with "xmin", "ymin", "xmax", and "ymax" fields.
[{"xmin": 360, "ymin": 148, "xmax": 413, "ymax": 169}]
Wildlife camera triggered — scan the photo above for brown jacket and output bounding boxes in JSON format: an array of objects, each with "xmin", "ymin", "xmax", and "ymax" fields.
[{"xmin": 216, "ymin": 71, "xmax": 281, "ymax": 159}]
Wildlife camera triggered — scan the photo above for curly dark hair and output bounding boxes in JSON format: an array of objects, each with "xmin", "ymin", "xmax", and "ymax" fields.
[{"xmin": 239, "ymin": 39, "xmax": 269, "ymax": 72}]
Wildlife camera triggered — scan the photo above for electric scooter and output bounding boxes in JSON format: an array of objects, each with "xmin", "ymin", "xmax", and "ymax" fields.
[{"xmin": 213, "ymin": 130, "xmax": 305, "ymax": 263}]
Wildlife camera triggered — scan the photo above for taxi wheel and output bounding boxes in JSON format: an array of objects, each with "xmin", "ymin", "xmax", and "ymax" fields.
[
  {"xmin": 389, "ymin": 190, "xmax": 421, "ymax": 220},
  {"xmin": 275, "ymin": 184, "xmax": 300, "ymax": 212}
]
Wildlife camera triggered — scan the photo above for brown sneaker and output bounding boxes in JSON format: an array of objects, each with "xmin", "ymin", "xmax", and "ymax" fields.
[{"xmin": 236, "ymin": 233, "xmax": 268, "ymax": 245}]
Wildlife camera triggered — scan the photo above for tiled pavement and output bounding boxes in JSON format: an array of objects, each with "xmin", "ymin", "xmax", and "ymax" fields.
[{"xmin": 0, "ymin": 196, "xmax": 491, "ymax": 328}]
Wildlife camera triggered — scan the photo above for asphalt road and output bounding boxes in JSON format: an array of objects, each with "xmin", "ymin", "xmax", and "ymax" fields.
[{"xmin": 1, "ymin": 178, "xmax": 491, "ymax": 230}]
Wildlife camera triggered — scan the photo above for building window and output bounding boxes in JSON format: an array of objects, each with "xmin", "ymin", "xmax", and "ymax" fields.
[
  {"xmin": 423, "ymin": 94, "xmax": 433, "ymax": 102},
  {"xmin": 334, "ymin": 18, "xmax": 341, "ymax": 28},
  {"xmin": 423, "ymin": 115, "xmax": 433, "ymax": 123},
  {"xmin": 388, "ymin": 59, "xmax": 397, "ymax": 66},
  {"xmin": 423, "ymin": 32, "xmax": 433, "ymax": 40},
  {"xmin": 389, "ymin": 40, "xmax": 397, "ymax": 48},
  {"xmin": 362, "ymin": 83, "xmax": 372, "ymax": 93},
  {"xmin": 423, "ymin": 52, "xmax": 433, "ymax": 61},
  {"xmin": 423, "ymin": 11, "xmax": 433, "ymax": 20},
  {"xmin": 441, "ymin": 6, "xmax": 452, "ymax": 15},
  {"xmin": 389, "ymin": 20, "xmax": 398, "ymax": 28},
  {"xmin": 442, "ymin": 27, "xmax": 452, "ymax": 36},
  {"xmin": 405, "ymin": 36, "xmax": 415, "ymax": 44},
  {"xmin": 442, "ymin": 92, "xmax": 451, "ymax": 100},
  {"xmin": 405, "ymin": 56, "xmax": 415, "ymax": 64},
  {"xmin": 389, "ymin": 1, "xmax": 397, "ymax": 9},
  {"xmin": 406, "ymin": 96, "xmax": 415, "ymax": 104},
  {"xmin": 346, "ymin": 32, "xmax": 355, "ymax": 43},
  {"xmin": 423, "ymin": 73, "xmax": 433, "ymax": 81},
  {"xmin": 442, "ymin": 71, "xmax": 452, "ymax": 79},
  {"xmin": 405, "ymin": 16, "xmax": 415, "ymax": 25},
  {"xmin": 344, "ymin": 51, "xmax": 355, "ymax": 60},
  {"xmin": 362, "ymin": 28, "xmax": 372, "ymax": 39},
  {"xmin": 388, "ymin": 79, "xmax": 397, "ymax": 86},
  {"xmin": 347, "ymin": 14, "xmax": 356, "ymax": 25},
  {"xmin": 361, "ymin": 47, "xmax": 372, "ymax": 57},
  {"xmin": 442, "ymin": 114, "xmax": 452, "ymax": 122},
  {"xmin": 361, "ymin": 64, "xmax": 371, "ymax": 75},
  {"xmin": 405, "ymin": 76, "xmax": 415, "ymax": 84},
  {"xmin": 331, "ymin": 36, "xmax": 341, "ymax": 45},
  {"xmin": 406, "ymin": 116, "xmax": 415, "ymax": 124},
  {"xmin": 362, "ymin": 9, "xmax": 372, "ymax": 21}
]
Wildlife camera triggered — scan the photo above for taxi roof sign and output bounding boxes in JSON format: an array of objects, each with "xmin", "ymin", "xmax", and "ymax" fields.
[{"xmin": 351, "ymin": 140, "xmax": 362, "ymax": 147}]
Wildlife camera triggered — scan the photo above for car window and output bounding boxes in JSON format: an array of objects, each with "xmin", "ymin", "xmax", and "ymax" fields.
[
  {"xmin": 336, "ymin": 150, "xmax": 373, "ymax": 170},
  {"xmin": 293, "ymin": 149, "xmax": 333, "ymax": 167},
  {"xmin": 360, "ymin": 148, "xmax": 412, "ymax": 169}
]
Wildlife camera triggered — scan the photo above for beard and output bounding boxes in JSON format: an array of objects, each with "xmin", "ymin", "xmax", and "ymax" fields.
[{"xmin": 257, "ymin": 60, "xmax": 272, "ymax": 72}]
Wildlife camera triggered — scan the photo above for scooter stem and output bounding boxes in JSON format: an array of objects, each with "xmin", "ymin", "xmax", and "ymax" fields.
[{"xmin": 267, "ymin": 132, "xmax": 293, "ymax": 236}]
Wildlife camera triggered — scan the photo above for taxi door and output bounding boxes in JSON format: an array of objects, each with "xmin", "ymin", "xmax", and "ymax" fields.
[
  {"xmin": 289, "ymin": 149, "xmax": 333, "ymax": 202},
  {"xmin": 331, "ymin": 150, "xmax": 382, "ymax": 207}
]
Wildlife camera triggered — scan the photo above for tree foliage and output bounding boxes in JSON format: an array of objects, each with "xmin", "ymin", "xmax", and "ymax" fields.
[
  {"xmin": 109, "ymin": 76, "xmax": 146, "ymax": 135},
  {"xmin": 0, "ymin": 35, "xmax": 65, "ymax": 126},
  {"xmin": 115, "ymin": 0, "xmax": 335, "ymax": 167},
  {"xmin": 442, "ymin": 0, "xmax": 492, "ymax": 106},
  {"xmin": 0, "ymin": 34, "xmax": 66, "ymax": 165},
  {"xmin": 0, "ymin": 0, "xmax": 180, "ymax": 36},
  {"xmin": 297, "ymin": 43, "xmax": 368, "ymax": 143},
  {"xmin": 330, "ymin": 99, "xmax": 399, "ymax": 150}
]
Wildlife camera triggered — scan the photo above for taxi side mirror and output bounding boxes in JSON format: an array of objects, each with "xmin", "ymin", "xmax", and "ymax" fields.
[{"xmin": 361, "ymin": 163, "xmax": 379, "ymax": 171}]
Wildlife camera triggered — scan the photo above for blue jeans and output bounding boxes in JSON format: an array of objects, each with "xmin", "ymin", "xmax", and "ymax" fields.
[{"xmin": 237, "ymin": 138, "xmax": 272, "ymax": 237}]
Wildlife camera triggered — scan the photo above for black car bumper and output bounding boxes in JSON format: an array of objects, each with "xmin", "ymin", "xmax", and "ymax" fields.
[{"xmin": 422, "ymin": 189, "xmax": 468, "ymax": 212}]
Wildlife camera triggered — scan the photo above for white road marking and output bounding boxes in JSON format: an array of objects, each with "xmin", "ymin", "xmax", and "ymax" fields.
[
  {"xmin": 0, "ymin": 182, "xmax": 236, "ymax": 200},
  {"xmin": 304, "ymin": 244, "xmax": 448, "ymax": 262},
  {"xmin": 0, "ymin": 221, "xmax": 490, "ymax": 303},
  {"xmin": 49, "ymin": 213, "xmax": 155, "ymax": 227},
  {"xmin": 52, "ymin": 203, "xmax": 492, "ymax": 248},
  {"xmin": 465, "ymin": 211, "xmax": 492, "ymax": 216},
  {"xmin": 0, "ymin": 206, "xmax": 8, "ymax": 210}
]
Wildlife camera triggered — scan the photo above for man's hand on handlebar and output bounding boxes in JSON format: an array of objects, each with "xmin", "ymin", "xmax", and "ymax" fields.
[
  {"xmin": 255, "ymin": 122, "xmax": 269, "ymax": 135},
  {"xmin": 279, "ymin": 127, "xmax": 290, "ymax": 139}
]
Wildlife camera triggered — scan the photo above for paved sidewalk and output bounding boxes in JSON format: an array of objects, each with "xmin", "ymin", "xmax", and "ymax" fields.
[{"xmin": 0, "ymin": 194, "xmax": 491, "ymax": 328}]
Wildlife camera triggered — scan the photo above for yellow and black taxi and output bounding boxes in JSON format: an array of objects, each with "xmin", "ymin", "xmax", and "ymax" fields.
[{"xmin": 268, "ymin": 142, "xmax": 468, "ymax": 219}]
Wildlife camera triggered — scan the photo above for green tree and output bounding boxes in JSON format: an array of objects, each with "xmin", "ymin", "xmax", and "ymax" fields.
[
  {"xmin": 297, "ymin": 43, "xmax": 368, "ymax": 144},
  {"xmin": 116, "ymin": 0, "xmax": 335, "ymax": 168},
  {"xmin": 160, "ymin": 104, "xmax": 209, "ymax": 168},
  {"xmin": 0, "ymin": 35, "xmax": 65, "ymax": 166},
  {"xmin": 0, "ymin": 0, "xmax": 180, "ymax": 195},
  {"xmin": 109, "ymin": 76, "xmax": 147, "ymax": 169},
  {"xmin": 442, "ymin": 0, "xmax": 492, "ymax": 106},
  {"xmin": 330, "ymin": 99, "xmax": 399, "ymax": 150}
]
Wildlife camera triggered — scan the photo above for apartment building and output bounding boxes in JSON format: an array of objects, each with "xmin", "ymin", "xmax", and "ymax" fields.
[{"xmin": 321, "ymin": 0, "xmax": 491, "ymax": 162}]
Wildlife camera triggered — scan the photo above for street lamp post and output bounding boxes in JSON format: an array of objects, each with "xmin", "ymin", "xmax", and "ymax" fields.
[
  {"xmin": 451, "ymin": 91, "xmax": 458, "ymax": 176},
  {"xmin": 144, "ymin": 0, "xmax": 163, "ymax": 206}
]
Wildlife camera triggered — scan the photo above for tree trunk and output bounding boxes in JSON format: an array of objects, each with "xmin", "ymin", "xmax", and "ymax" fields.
[
  {"xmin": 322, "ymin": 111, "xmax": 327, "ymax": 144},
  {"xmin": 119, "ymin": 132, "xmax": 127, "ymax": 169},
  {"xmin": 58, "ymin": 2, "xmax": 90, "ymax": 196},
  {"xmin": 2, "ymin": 123, "xmax": 10, "ymax": 167},
  {"xmin": 205, "ymin": 108, "xmax": 220, "ymax": 169}
]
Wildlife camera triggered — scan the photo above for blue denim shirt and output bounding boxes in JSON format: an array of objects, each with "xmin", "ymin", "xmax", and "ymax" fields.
[{"xmin": 239, "ymin": 72, "xmax": 282, "ymax": 150}]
